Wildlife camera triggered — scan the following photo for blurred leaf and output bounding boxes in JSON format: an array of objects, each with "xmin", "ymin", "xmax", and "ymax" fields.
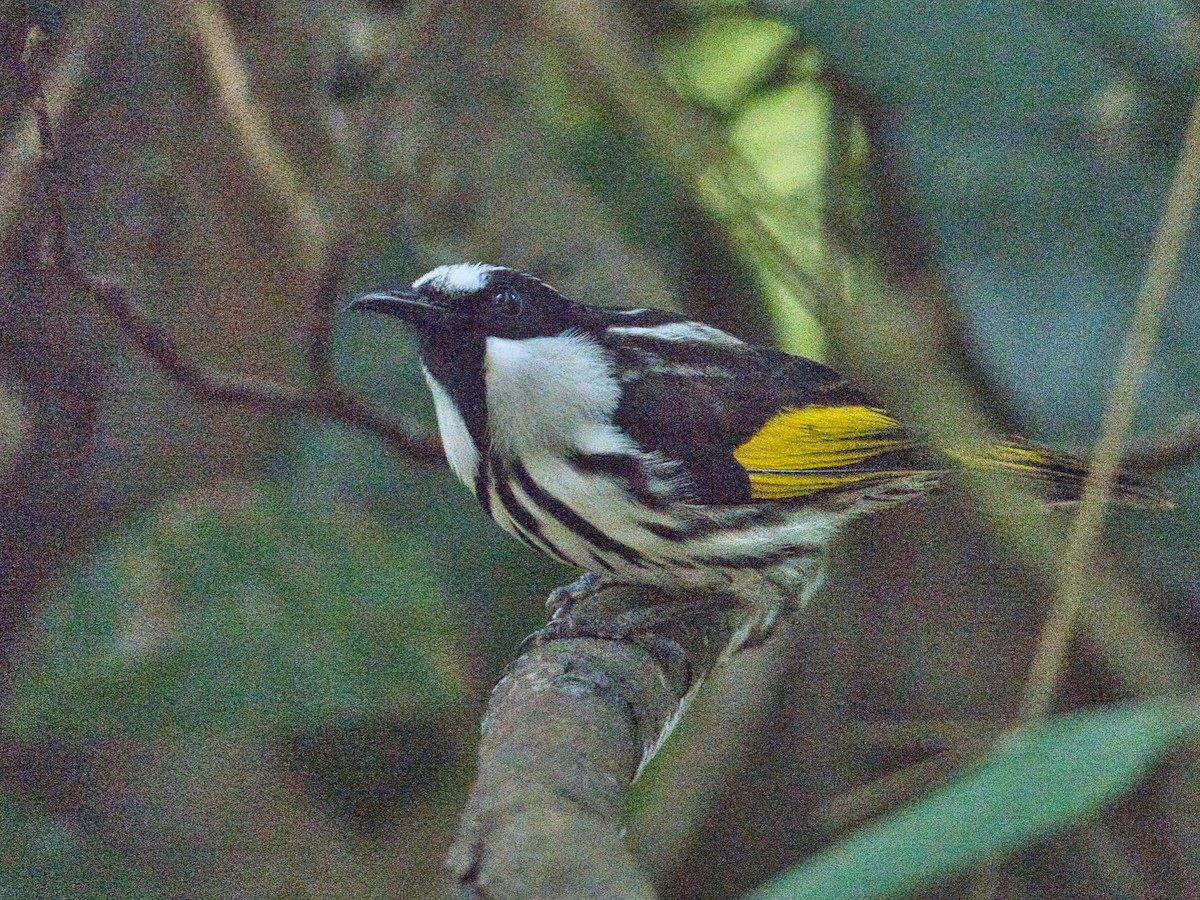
[
  {"xmin": 768, "ymin": 0, "xmax": 1113, "ymax": 119},
  {"xmin": 0, "ymin": 796, "xmax": 163, "ymax": 899},
  {"xmin": 655, "ymin": 15, "xmax": 834, "ymax": 356},
  {"xmin": 730, "ymin": 82, "xmax": 830, "ymax": 197},
  {"xmin": 742, "ymin": 699, "xmax": 1199, "ymax": 900},
  {"xmin": 661, "ymin": 15, "xmax": 794, "ymax": 112},
  {"xmin": 5, "ymin": 482, "xmax": 467, "ymax": 738}
]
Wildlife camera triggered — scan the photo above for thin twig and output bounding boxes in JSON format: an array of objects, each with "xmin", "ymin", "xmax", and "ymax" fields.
[
  {"xmin": 306, "ymin": 238, "xmax": 353, "ymax": 390},
  {"xmin": 18, "ymin": 26, "xmax": 442, "ymax": 464},
  {"xmin": 2, "ymin": 16, "xmax": 101, "ymax": 244},
  {"xmin": 1018, "ymin": 90, "xmax": 1200, "ymax": 725},
  {"xmin": 171, "ymin": 0, "xmax": 330, "ymax": 266}
]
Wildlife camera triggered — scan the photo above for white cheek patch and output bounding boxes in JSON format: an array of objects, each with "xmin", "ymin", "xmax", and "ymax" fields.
[
  {"xmin": 424, "ymin": 368, "xmax": 479, "ymax": 487},
  {"xmin": 483, "ymin": 333, "xmax": 622, "ymax": 455}
]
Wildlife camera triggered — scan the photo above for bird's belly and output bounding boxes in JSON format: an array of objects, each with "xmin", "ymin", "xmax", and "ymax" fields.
[
  {"xmin": 482, "ymin": 451, "xmax": 675, "ymax": 573},
  {"xmin": 478, "ymin": 451, "xmax": 842, "ymax": 590}
]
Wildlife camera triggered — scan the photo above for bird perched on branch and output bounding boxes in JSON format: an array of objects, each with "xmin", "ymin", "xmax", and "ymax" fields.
[{"xmin": 348, "ymin": 264, "xmax": 1168, "ymax": 647}]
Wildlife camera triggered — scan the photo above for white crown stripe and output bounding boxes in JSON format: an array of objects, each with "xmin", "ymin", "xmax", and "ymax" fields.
[{"xmin": 412, "ymin": 263, "xmax": 504, "ymax": 294}]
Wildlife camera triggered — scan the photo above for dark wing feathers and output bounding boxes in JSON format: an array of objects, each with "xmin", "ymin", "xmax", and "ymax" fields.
[
  {"xmin": 603, "ymin": 324, "xmax": 929, "ymax": 505},
  {"xmin": 610, "ymin": 360, "xmax": 756, "ymax": 504}
]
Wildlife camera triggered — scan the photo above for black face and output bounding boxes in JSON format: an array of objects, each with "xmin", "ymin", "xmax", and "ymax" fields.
[
  {"xmin": 442, "ymin": 268, "xmax": 588, "ymax": 339},
  {"xmin": 346, "ymin": 264, "xmax": 601, "ymax": 449},
  {"xmin": 348, "ymin": 266, "xmax": 591, "ymax": 342}
]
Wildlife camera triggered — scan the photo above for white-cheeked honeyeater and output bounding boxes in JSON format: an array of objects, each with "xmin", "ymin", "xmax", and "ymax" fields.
[{"xmin": 349, "ymin": 264, "xmax": 1168, "ymax": 647}]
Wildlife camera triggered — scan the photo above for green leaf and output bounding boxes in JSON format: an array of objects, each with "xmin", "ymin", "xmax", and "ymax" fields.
[
  {"xmin": 5, "ymin": 482, "xmax": 467, "ymax": 738},
  {"xmin": 661, "ymin": 16, "xmax": 794, "ymax": 112},
  {"xmin": 730, "ymin": 82, "xmax": 831, "ymax": 197},
  {"xmin": 742, "ymin": 700, "xmax": 1199, "ymax": 900}
]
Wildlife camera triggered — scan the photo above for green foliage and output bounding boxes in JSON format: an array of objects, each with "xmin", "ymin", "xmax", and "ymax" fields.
[
  {"xmin": 0, "ymin": 796, "xmax": 164, "ymax": 899},
  {"xmin": 661, "ymin": 15, "xmax": 794, "ymax": 112},
  {"xmin": 729, "ymin": 83, "xmax": 830, "ymax": 197},
  {"xmin": 655, "ymin": 12, "xmax": 832, "ymax": 358},
  {"xmin": 742, "ymin": 699, "xmax": 1199, "ymax": 899},
  {"xmin": 5, "ymin": 482, "xmax": 467, "ymax": 738},
  {"xmin": 765, "ymin": 0, "xmax": 1199, "ymax": 427}
]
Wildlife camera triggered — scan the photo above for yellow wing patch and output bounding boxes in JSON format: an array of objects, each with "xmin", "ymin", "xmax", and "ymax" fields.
[{"xmin": 733, "ymin": 405, "xmax": 918, "ymax": 500}]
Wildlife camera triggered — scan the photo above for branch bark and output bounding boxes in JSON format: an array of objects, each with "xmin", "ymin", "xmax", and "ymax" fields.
[
  {"xmin": 446, "ymin": 585, "xmax": 746, "ymax": 900},
  {"xmin": 16, "ymin": 22, "xmax": 442, "ymax": 466}
]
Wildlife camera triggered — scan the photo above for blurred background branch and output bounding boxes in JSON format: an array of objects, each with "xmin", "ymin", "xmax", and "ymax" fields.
[
  {"xmin": 18, "ymin": 22, "xmax": 441, "ymax": 464},
  {"xmin": 171, "ymin": 0, "xmax": 330, "ymax": 266}
]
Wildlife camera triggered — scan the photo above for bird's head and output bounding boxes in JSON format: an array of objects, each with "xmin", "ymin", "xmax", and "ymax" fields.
[{"xmin": 347, "ymin": 263, "xmax": 585, "ymax": 342}]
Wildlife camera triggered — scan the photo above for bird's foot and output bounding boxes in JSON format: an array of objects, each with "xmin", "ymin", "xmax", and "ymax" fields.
[
  {"xmin": 544, "ymin": 571, "xmax": 603, "ymax": 621},
  {"xmin": 522, "ymin": 590, "xmax": 742, "ymax": 692}
]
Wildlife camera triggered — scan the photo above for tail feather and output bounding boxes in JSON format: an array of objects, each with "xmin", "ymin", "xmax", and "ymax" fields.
[{"xmin": 958, "ymin": 438, "xmax": 1173, "ymax": 509}]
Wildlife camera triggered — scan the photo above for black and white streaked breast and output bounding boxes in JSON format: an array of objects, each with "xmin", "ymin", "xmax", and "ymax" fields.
[{"xmin": 477, "ymin": 324, "xmax": 682, "ymax": 574}]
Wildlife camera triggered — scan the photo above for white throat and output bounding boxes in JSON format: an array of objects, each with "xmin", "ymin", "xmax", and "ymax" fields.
[
  {"xmin": 423, "ymin": 367, "xmax": 480, "ymax": 487},
  {"xmin": 483, "ymin": 333, "xmax": 623, "ymax": 456}
]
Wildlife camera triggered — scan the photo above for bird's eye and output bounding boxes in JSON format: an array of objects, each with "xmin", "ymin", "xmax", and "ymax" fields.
[{"xmin": 494, "ymin": 289, "xmax": 524, "ymax": 316}]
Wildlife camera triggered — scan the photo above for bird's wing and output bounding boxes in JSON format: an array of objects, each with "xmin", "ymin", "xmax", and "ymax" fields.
[{"xmin": 605, "ymin": 328, "xmax": 930, "ymax": 505}]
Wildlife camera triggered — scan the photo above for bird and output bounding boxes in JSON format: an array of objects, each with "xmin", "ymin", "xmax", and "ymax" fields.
[{"xmin": 347, "ymin": 263, "xmax": 1169, "ymax": 648}]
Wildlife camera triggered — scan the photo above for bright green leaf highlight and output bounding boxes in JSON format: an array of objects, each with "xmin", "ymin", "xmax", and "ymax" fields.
[
  {"xmin": 5, "ymin": 482, "xmax": 466, "ymax": 738},
  {"xmin": 731, "ymin": 83, "xmax": 830, "ymax": 197},
  {"xmin": 756, "ymin": 268, "xmax": 826, "ymax": 360},
  {"xmin": 742, "ymin": 700, "xmax": 1199, "ymax": 900},
  {"xmin": 658, "ymin": 13, "xmax": 831, "ymax": 362},
  {"xmin": 662, "ymin": 16, "xmax": 793, "ymax": 112}
]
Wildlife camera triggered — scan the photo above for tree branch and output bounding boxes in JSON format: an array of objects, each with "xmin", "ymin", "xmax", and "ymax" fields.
[
  {"xmin": 446, "ymin": 585, "xmax": 746, "ymax": 900},
  {"xmin": 17, "ymin": 25, "xmax": 441, "ymax": 464}
]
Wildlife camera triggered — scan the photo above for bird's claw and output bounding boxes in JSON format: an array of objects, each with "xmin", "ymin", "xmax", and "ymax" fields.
[
  {"xmin": 519, "ymin": 616, "xmax": 576, "ymax": 651},
  {"xmin": 544, "ymin": 571, "xmax": 602, "ymax": 620}
]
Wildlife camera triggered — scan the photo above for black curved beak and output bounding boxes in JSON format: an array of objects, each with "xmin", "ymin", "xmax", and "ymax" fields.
[{"xmin": 344, "ymin": 289, "xmax": 442, "ymax": 321}]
